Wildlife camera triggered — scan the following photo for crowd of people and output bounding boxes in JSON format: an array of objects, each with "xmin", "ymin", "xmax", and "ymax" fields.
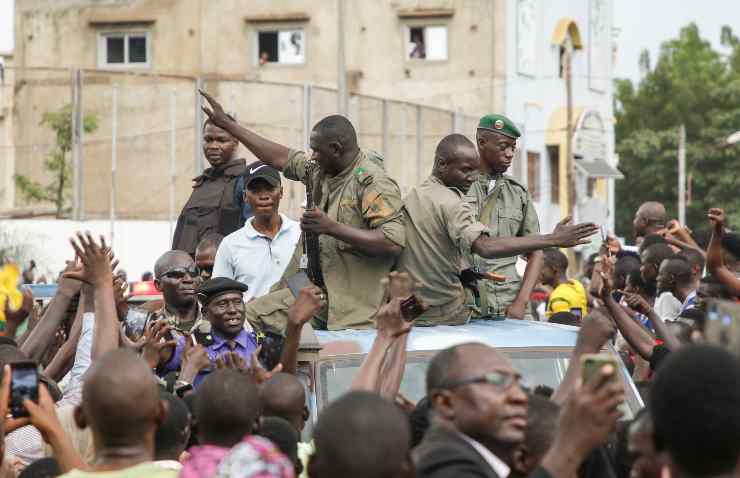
[{"xmin": 0, "ymin": 91, "xmax": 739, "ymax": 478}]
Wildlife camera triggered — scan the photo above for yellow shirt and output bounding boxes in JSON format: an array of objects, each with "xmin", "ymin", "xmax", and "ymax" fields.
[{"xmin": 546, "ymin": 280, "xmax": 588, "ymax": 319}]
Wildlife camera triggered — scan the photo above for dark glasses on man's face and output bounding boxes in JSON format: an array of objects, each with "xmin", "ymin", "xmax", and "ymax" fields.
[
  {"xmin": 438, "ymin": 370, "xmax": 523, "ymax": 392},
  {"xmin": 162, "ymin": 267, "xmax": 199, "ymax": 280}
]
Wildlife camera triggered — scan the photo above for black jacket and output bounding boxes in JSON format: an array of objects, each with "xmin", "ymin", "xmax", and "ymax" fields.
[
  {"xmin": 414, "ymin": 425, "xmax": 554, "ymax": 478},
  {"xmin": 172, "ymin": 158, "xmax": 247, "ymax": 255}
]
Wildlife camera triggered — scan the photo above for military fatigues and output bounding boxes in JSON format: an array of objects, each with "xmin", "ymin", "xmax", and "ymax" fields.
[
  {"xmin": 465, "ymin": 173, "xmax": 540, "ymax": 318},
  {"xmin": 396, "ymin": 176, "xmax": 487, "ymax": 326},
  {"xmin": 245, "ymin": 149, "xmax": 405, "ymax": 331},
  {"xmin": 172, "ymin": 158, "xmax": 248, "ymax": 255},
  {"xmin": 145, "ymin": 304, "xmax": 204, "ymax": 336}
]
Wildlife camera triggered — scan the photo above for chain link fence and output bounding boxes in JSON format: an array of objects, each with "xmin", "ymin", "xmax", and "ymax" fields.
[{"xmin": 2, "ymin": 67, "xmax": 526, "ymax": 222}]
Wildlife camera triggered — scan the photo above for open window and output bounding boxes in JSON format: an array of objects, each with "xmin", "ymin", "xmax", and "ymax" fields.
[
  {"xmin": 257, "ymin": 29, "xmax": 305, "ymax": 65},
  {"xmin": 406, "ymin": 25, "xmax": 448, "ymax": 61},
  {"xmin": 97, "ymin": 32, "xmax": 150, "ymax": 68}
]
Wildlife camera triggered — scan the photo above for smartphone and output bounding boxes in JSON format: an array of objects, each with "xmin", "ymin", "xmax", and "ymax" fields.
[
  {"xmin": 400, "ymin": 295, "xmax": 425, "ymax": 322},
  {"xmin": 580, "ymin": 353, "xmax": 621, "ymax": 386},
  {"xmin": 9, "ymin": 361, "xmax": 39, "ymax": 418},
  {"xmin": 286, "ymin": 271, "xmax": 313, "ymax": 298},
  {"xmin": 259, "ymin": 332, "xmax": 284, "ymax": 371},
  {"xmin": 705, "ymin": 299, "xmax": 740, "ymax": 355}
]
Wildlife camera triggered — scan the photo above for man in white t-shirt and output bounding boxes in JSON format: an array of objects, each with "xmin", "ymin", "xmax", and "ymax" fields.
[{"xmin": 212, "ymin": 161, "xmax": 300, "ymax": 301}]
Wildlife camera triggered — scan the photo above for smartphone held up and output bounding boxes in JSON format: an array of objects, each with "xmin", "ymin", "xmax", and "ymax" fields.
[{"xmin": 9, "ymin": 361, "xmax": 39, "ymax": 418}]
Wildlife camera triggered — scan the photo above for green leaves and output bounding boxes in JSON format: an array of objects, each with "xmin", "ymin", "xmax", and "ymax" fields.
[
  {"xmin": 15, "ymin": 104, "xmax": 97, "ymax": 217},
  {"xmin": 615, "ymin": 23, "xmax": 740, "ymax": 237}
]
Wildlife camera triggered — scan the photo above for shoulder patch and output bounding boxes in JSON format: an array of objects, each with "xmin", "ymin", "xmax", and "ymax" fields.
[{"xmin": 354, "ymin": 167, "xmax": 373, "ymax": 185}]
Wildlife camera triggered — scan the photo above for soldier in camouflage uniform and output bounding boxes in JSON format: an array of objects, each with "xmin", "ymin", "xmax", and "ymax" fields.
[
  {"xmin": 200, "ymin": 91, "xmax": 405, "ymax": 331},
  {"xmin": 466, "ymin": 114, "xmax": 543, "ymax": 320}
]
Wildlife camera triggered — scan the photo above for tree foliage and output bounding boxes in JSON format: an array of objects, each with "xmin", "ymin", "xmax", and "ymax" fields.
[
  {"xmin": 614, "ymin": 23, "xmax": 740, "ymax": 237},
  {"xmin": 14, "ymin": 105, "xmax": 97, "ymax": 218}
]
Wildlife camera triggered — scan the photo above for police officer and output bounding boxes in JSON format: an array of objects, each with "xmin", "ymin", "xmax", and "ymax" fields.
[
  {"xmin": 467, "ymin": 114, "xmax": 543, "ymax": 320},
  {"xmin": 199, "ymin": 90, "xmax": 405, "ymax": 331},
  {"xmin": 397, "ymin": 134, "xmax": 598, "ymax": 326},
  {"xmin": 172, "ymin": 116, "xmax": 248, "ymax": 256}
]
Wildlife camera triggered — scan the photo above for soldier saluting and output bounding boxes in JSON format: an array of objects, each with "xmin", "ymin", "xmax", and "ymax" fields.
[{"xmin": 200, "ymin": 90, "xmax": 405, "ymax": 331}]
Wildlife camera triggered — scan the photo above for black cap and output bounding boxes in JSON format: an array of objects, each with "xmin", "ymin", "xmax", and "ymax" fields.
[
  {"xmin": 245, "ymin": 161, "xmax": 281, "ymax": 188},
  {"xmin": 196, "ymin": 277, "xmax": 248, "ymax": 305}
]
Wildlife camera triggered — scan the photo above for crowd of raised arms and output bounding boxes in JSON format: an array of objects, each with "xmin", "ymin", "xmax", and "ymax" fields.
[{"xmin": 0, "ymin": 89, "xmax": 738, "ymax": 478}]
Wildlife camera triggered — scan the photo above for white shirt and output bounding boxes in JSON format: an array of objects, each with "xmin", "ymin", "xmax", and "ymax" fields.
[
  {"xmin": 459, "ymin": 433, "xmax": 511, "ymax": 478},
  {"xmin": 654, "ymin": 291, "xmax": 682, "ymax": 321},
  {"xmin": 213, "ymin": 214, "xmax": 301, "ymax": 300}
]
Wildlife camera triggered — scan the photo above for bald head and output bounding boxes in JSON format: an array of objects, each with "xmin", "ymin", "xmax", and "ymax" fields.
[
  {"xmin": 634, "ymin": 202, "xmax": 667, "ymax": 237},
  {"xmin": 427, "ymin": 342, "xmax": 512, "ymax": 394},
  {"xmin": 78, "ymin": 350, "xmax": 162, "ymax": 451},
  {"xmin": 260, "ymin": 373, "xmax": 307, "ymax": 432},
  {"xmin": 433, "ymin": 134, "xmax": 477, "ymax": 169},
  {"xmin": 154, "ymin": 250, "xmax": 193, "ymax": 279},
  {"xmin": 313, "ymin": 115, "xmax": 358, "ymax": 151}
]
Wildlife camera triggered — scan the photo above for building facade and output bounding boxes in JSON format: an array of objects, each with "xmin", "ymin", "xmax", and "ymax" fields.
[{"xmin": 1, "ymin": 0, "xmax": 620, "ymax": 234}]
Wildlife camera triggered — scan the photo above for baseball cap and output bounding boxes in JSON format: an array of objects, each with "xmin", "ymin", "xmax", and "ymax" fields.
[{"xmin": 246, "ymin": 161, "xmax": 281, "ymax": 188}]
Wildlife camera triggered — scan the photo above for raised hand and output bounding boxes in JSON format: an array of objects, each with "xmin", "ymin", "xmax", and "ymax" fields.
[
  {"xmin": 551, "ymin": 216, "xmax": 600, "ymax": 248},
  {"xmin": 63, "ymin": 233, "xmax": 113, "ymax": 287},
  {"xmin": 179, "ymin": 336, "xmax": 212, "ymax": 384},
  {"xmin": 576, "ymin": 309, "xmax": 616, "ymax": 352},
  {"xmin": 375, "ymin": 272, "xmax": 427, "ymax": 338},
  {"xmin": 708, "ymin": 208, "xmax": 726, "ymax": 232},
  {"xmin": 199, "ymin": 89, "xmax": 233, "ymax": 129},
  {"xmin": 247, "ymin": 347, "xmax": 283, "ymax": 385},
  {"xmin": 22, "ymin": 384, "xmax": 64, "ymax": 445},
  {"xmin": 112, "ymin": 276, "xmax": 130, "ymax": 321},
  {"xmin": 141, "ymin": 321, "xmax": 178, "ymax": 369},
  {"xmin": 287, "ymin": 286, "xmax": 324, "ymax": 328},
  {"xmin": 622, "ymin": 291, "xmax": 651, "ymax": 315},
  {"xmin": 215, "ymin": 351, "xmax": 248, "ymax": 371}
]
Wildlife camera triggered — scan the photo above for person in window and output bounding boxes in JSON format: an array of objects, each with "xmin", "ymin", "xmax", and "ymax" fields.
[
  {"xmin": 410, "ymin": 33, "xmax": 426, "ymax": 59},
  {"xmin": 259, "ymin": 51, "xmax": 270, "ymax": 66}
]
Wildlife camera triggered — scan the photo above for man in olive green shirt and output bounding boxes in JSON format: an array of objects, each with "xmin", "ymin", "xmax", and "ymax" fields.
[
  {"xmin": 466, "ymin": 114, "xmax": 543, "ymax": 320},
  {"xmin": 201, "ymin": 91, "xmax": 405, "ymax": 330},
  {"xmin": 397, "ymin": 134, "xmax": 599, "ymax": 325}
]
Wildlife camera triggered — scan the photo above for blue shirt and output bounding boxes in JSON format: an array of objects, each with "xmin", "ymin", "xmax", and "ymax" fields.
[{"xmin": 162, "ymin": 328, "xmax": 259, "ymax": 388}]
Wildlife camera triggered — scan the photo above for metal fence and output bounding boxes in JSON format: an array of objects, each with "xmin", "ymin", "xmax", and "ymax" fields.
[{"xmin": 1, "ymin": 67, "xmax": 516, "ymax": 225}]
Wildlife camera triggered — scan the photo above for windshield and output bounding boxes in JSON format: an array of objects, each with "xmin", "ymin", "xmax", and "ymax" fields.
[{"xmin": 316, "ymin": 347, "xmax": 642, "ymax": 418}]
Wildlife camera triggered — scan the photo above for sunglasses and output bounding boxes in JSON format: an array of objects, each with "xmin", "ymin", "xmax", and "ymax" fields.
[
  {"xmin": 438, "ymin": 370, "xmax": 523, "ymax": 391},
  {"xmin": 161, "ymin": 267, "xmax": 199, "ymax": 280}
]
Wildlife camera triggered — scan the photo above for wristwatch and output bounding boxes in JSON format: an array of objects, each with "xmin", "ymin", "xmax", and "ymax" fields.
[{"xmin": 174, "ymin": 380, "xmax": 193, "ymax": 398}]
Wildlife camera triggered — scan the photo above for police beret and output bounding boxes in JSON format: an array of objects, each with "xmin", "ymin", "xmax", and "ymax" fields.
[
  {"xmin": 196, "ymin": 277, "xmax": 248, "ymax": 305},
  {"xmin": 477, "ymin": 114, "xmax": 521, "ymax": 139}
]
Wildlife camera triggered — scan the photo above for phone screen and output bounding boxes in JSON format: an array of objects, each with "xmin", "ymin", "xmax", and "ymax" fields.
[{"xmin": 10, "ymin": 364, "xmax": 39, "ymax": 418}]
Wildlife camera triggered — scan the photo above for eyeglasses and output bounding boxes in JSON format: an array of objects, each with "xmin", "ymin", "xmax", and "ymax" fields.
[
  {"xmin": 438, "ymin": 370, "xmax": 523, "ymax": 392},
  {"xmin": 161, "ymin": 267, "xmax": 199, "ymax": 280}
]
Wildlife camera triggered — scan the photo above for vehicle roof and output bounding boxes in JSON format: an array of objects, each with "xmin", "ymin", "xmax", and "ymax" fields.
[{"xmin": 314, "ymin": 319, "xmax": 580, "ymax": 355}]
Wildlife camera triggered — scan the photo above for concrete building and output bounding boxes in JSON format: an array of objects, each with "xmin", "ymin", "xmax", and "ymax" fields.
[{"xmin": 1, "ymin": 0, "xmax": 620, "ymax": 235}]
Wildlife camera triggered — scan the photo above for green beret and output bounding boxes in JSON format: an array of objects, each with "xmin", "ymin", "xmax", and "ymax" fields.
[
  {"xmin": 477, "ymin": 114, "xmax": 521, "ymax": 139},
  {"xmin": 196, "ymin": 277, "xmax": 248, "ymax": 305}
]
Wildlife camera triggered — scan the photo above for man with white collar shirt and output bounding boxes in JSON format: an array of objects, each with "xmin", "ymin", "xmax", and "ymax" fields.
[{"xmin": 212, "ymin": 161, "xmax": 301, "ymax": 301}]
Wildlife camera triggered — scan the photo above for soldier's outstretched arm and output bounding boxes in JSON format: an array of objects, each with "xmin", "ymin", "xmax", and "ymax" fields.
[
  {"xmin": 472, "ymin": 217, "xmax": 599, "ymax": 259},
  {"xmin": 200, "ymin": 89, "xmax": 291, "ymax": 171}
]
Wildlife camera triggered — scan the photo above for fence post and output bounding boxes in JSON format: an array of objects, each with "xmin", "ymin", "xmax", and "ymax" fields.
[
  {"xmin": 169, "ymin": 88, "xmax": 177, "ymax": 241},
  {"xmin": 382, "ymin": 100, "xmax": 389, "ymax": 160},
  {"xmin": 415, "ymin": 105, "xmax": 422, "ymax": 184},
  {"xmin": 194, "ymin": 76, "xmax": 204, "ymax": 175},
  {"xmin": 303, "ymin": 83, "xmax": 312, "ymax": 152},
  {"xmin": 110, "ymin": 83, "xmax": 118, "ymax": 247}
]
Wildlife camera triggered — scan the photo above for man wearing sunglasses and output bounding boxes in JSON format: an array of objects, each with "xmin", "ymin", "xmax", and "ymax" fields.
[{"xmin": 147, "ymin": 251, "xmax": 203, "ymax": 336}]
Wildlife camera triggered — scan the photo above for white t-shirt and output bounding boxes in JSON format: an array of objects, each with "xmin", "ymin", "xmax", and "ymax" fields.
[
  {"xmin": 654, "ymin": 291, "xmax": 682, "ymax": 321},
  {"xmin": 212, "ymin": 215, "xmax": 301, "ymax": 300}
]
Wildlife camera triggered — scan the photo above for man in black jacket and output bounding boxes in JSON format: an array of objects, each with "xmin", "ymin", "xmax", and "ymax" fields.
[{"xmin": 415, "ymin": 342, "xmax": 625, "ymax": 478}]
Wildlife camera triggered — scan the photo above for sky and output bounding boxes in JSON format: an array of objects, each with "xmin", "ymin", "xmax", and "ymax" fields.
[{"xmin": 0, "ymin": 0, "xmax": 738, "ymax": 81}]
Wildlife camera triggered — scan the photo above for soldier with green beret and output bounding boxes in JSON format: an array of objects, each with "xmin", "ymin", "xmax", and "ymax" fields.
[{"xmin": 466, "ymin": 114, "xmax": 543, "ymax": 320}]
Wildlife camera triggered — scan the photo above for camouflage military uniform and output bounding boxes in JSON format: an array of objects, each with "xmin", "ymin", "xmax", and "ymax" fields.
[
  {"xmin": 244, "ymin": 149, "xmax": 405, "ymax": 331},
  {"xmin": 145, "ymin": 304, "xmax": 204, "ymax": 336},
  {"xmin": 465, "ymin": 173, "xmax": 540, "ymax": 318},
  {"xmin": 396, "ymin": 176, "xmax": 488, "ymax": 326}
]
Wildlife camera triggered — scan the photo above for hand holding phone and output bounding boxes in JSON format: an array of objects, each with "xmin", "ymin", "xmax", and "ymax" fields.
[
  {"xmin": 400, "ymin": 295, "xmax": 425, "ymax": 322},
  {"xmin": 580, "ymin": 353, "xmax": 620, "ymax": 388},
  {"xmin": 9, "ymin": 361, "xmax": 39, "ymax": 418}
]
